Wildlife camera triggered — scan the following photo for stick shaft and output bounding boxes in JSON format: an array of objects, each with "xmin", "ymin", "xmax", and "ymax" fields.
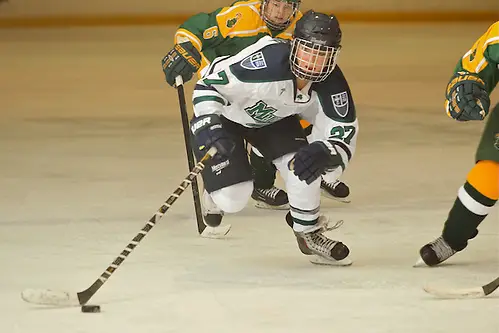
[
  {"xmin": 76, "ymin": 149, "xmax": 215, "ymax": 305},
  {"xmin": 175, "ymin": 76, "xmax": 206, "ymax": 234}
]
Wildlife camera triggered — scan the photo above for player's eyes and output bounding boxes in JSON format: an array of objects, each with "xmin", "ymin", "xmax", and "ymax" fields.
[{"xmin": 271, "ymin": 1, "xmax": 293, "ymax": 8}]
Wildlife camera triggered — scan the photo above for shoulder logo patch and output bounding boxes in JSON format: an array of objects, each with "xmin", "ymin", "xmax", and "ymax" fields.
[
  {"xmin": 226, "ymin": 13, "xmax": 241, "ymax": 28},
  {"xmin": 240, "ymin": 52, "xmax": 267, "ymax": 70},
  {"xmin": 331, "ymin": 91, "xmax": 349, "ymax": 117}
]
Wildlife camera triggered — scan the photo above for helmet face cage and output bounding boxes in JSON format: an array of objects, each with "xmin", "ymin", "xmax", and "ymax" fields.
[
  {"xmin": 261, "ymin": 0, "xmax": 300, "ymax": 30},
  {"xmin": 290, "ymin": 38, "xmax": 341, "ymax": 82}
]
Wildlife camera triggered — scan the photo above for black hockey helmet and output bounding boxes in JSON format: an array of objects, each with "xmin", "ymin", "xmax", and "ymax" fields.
[
  {"xmin": 290, "ymin": 10, "xmax": 342, "ymax": 82},
  {"xmin": 261, "ymin": 0, "xmax": 301, "ymax": 30}
]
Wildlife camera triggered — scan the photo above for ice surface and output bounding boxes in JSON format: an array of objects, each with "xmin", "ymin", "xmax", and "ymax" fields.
[{"xmin": 0, "ymin": 24, "xmax": 497, "ymax": 333}]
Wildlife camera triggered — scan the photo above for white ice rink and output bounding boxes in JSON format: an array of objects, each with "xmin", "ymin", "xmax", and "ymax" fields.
[{"xmin": 1, "ymin": 24, "xmax": 498, "ymax": 333}]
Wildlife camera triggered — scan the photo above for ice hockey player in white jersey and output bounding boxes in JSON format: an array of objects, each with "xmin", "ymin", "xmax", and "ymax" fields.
[{"xmin": 190, "ymin": 10, "xmax": 357, "ymax": 265}]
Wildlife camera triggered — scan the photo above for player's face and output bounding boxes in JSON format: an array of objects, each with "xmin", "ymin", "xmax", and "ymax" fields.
[
  {"xmin": 290, "ymin": 39, "xmax": 340, "ymax": 82},
  {"xmin": 295, "ymin": 44, "xmax": 330, "ymax": 75},
  {"xmin": 263, "ymin": 0, "xmax": 295, "ymax": 27}
]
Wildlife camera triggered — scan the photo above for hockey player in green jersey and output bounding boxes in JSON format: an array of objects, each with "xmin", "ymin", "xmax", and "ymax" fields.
[
  {"xmin": 416, "ymin": 21, "xmax": 499, "ymax": 267},
  {"xmin": 162, "ymin": 0, "xmax": 350, "ymax": 217}
]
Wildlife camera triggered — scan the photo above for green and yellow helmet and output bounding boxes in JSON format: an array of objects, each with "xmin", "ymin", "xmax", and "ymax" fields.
[{"xmin": 261, "ymin": 0, "xmax": 301, "ymax": 30}]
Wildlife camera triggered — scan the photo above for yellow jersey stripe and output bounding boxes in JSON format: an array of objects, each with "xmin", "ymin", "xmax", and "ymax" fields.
[
  {"xmin": 174, "ymin": 29, "xmax": 203, "ymax": 51},
  {"xmin": 226, "ymin": 25, "xmax": 269, "ymax": 37},
  {"xmin": 461, "ymin": 21, "xmax": 499, "ymax": 74},
  {"xmin": 217, "ymin": 1, "xmax": 260, "ymax": 17}
]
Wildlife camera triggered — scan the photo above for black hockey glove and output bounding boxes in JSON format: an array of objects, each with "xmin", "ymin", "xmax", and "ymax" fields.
[
  {"xmin": 446, "ymin": 71, "xmax": 490, "ymax": 121},
  {"xmin": 162, "ymin": 41, "xmax": 202, "ymax": 87},
  {"xmin": 190, "ymin": 114, "xmax": 235, "ymax": 160},
  {"xmin": 289, "ymin": 141, "xmax": 343, "ymax": 185}
]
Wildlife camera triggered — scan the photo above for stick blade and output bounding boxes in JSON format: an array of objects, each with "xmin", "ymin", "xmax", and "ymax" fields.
[
  {"xmin": 21, "ymin": 288, "xmax": 80, "ymax": 306},
  {"xmin": 423, "ymin": 285, "xmax": 485, "ymax": 299}
]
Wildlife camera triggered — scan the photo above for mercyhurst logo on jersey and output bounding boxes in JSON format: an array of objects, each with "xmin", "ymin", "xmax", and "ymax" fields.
[
  {"xmin": 240, "ymin": 52, "xmax": 267, "ymax": 70},
  {"xmin": 331, "ymin": 91, "xmax": 349, "ymax": 117},
  {"xmin": 244, "ymin": 100, "xmax": 282, "ymax": 126}
]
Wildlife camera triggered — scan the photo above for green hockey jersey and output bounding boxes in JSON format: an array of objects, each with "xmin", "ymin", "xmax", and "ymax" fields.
[
  {"xmin": 453, "ymin": 21, "xmax": 499, "ymax": 94},
  {"xmin": 173, "ymin": 0, "xmax": 302, "ymax": 76},
  {"xmin": 446, "ymin": 21, "xmax": 499, "ymax": 118}
]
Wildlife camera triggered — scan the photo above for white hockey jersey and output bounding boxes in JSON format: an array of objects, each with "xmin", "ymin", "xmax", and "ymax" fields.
[{"xmin": 192, "ymin": 36, "xmax": 358, "ymax": 175}]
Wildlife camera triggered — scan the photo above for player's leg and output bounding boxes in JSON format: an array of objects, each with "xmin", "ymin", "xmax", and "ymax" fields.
[
  {"xmin": 301, "ymin": 119, "xmax": 351, "ymax": 202},
  {"xmin": 249, "ymin": 145, "xmax": 289, "ymax": 210},
  {"xmin": 194, "ymin": 117, "xmax": 254, "ymax": 228},
  {"xmin": 417, "ymin": 103, "xmax": 499, "ymax": 266},
  {"xmin": 251, "ymin": 116, "xmax": 351, "ymax": 265}
]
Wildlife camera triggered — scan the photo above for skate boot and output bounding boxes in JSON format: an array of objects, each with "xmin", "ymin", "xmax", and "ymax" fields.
[
  {"xmin": 200, "ymin": 190, "xmax": 231, "ymax": 239},
  {"xmin": 291, "ymin": 215, "xmax": 351, "ymax": 266},
  {"xmin": 251, "ymin": 186, "xmax": 289, "ymax": 210},
  {"xmin": 321, "ymin": 180, "xmax": 350, "ymax": 203},
  {"xmin": 415, "ymin": 236, "xmax": 457, "ymax": 267}
]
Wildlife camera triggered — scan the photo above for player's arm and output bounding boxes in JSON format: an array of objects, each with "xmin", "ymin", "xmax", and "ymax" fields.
[
  {"xmin": 189, "ymin": 64, "xmax": 240, "ymax": 159},
  {"xmin": 318, "ymin": 117, "xmax": 358, "ymax": 181},
  {"xmin": 162, "ymin": 5, "xmax": 234, "ymax": 87},
  {"xmin": 174, "ymin": 9, "xmax": 228, "ymax": 56},
  {"xmin": 192, "ymin": 70, "xmax": 232, "ymax": 118},
  {"xmin": 445, "ymin": 22, "xmax": 499, "ymax": 121},
  {"xmin": 291, "ymin": 67, "xmax": 357, "ymax": 185}
]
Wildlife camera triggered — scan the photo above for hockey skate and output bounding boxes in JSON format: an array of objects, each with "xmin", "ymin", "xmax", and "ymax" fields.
[
  {"xmin": 414, "ymin": 236, "xmax": 457, "ymax": 267},
  {"xmin": 251, "ymin": 186, "xmax": 289, "ymax": 210},
  {"xmin": 321, "ymin": 180, "xmax": 350, "ymax": 203},
  {"xmin": 200, "ymin": 190, "xmax": 231, "ymax": 239},
  {"xmin": 292, "ymin": 215, "xmax": 352, "ymax": 266}
]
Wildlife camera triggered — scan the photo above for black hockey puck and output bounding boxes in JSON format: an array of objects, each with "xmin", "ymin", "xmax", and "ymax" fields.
[{"xmin": 81, "ymin": 305, "xmax": 101, "ymax": 313}]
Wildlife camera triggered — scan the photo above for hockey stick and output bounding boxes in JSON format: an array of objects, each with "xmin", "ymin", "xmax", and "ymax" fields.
[
  {"xmin": 175, "ymin": 76, "xmax": 205, "ymax": 234},
  {"xmin": 21, "ymin": 147, "xmax": 217, "ymax": 307},
  {"xmin": 423, "ymin": 276, "xmax": 499, "ymax": 299},
  {"xmin": 175, "ymin": 76, "xmax": 231, "ymax": 238}
]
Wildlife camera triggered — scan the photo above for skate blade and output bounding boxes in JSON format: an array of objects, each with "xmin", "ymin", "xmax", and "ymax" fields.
[
  {"xmin": 321, "ymin": 190, "xmax": 351, "ymax": 203},
  {"xmin": 413, "ymin": 257, "xmax": 429, "ymax": 268},
  {"xmin": 309, "ymin": 255, "xmax": 352, "ymax": 266},
  {"xmin": 253, "ymin": 201, "xmax": 290, "ymax": 210},
  {"xmin": 200, "ymin": 224, "xmax": 232, "ymax": 239}
]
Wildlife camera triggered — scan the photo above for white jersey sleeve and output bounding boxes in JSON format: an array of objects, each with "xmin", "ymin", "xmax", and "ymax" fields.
[{"xmin": 305, "ymin": 66, "xmax": 358, "ymax": 179}]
